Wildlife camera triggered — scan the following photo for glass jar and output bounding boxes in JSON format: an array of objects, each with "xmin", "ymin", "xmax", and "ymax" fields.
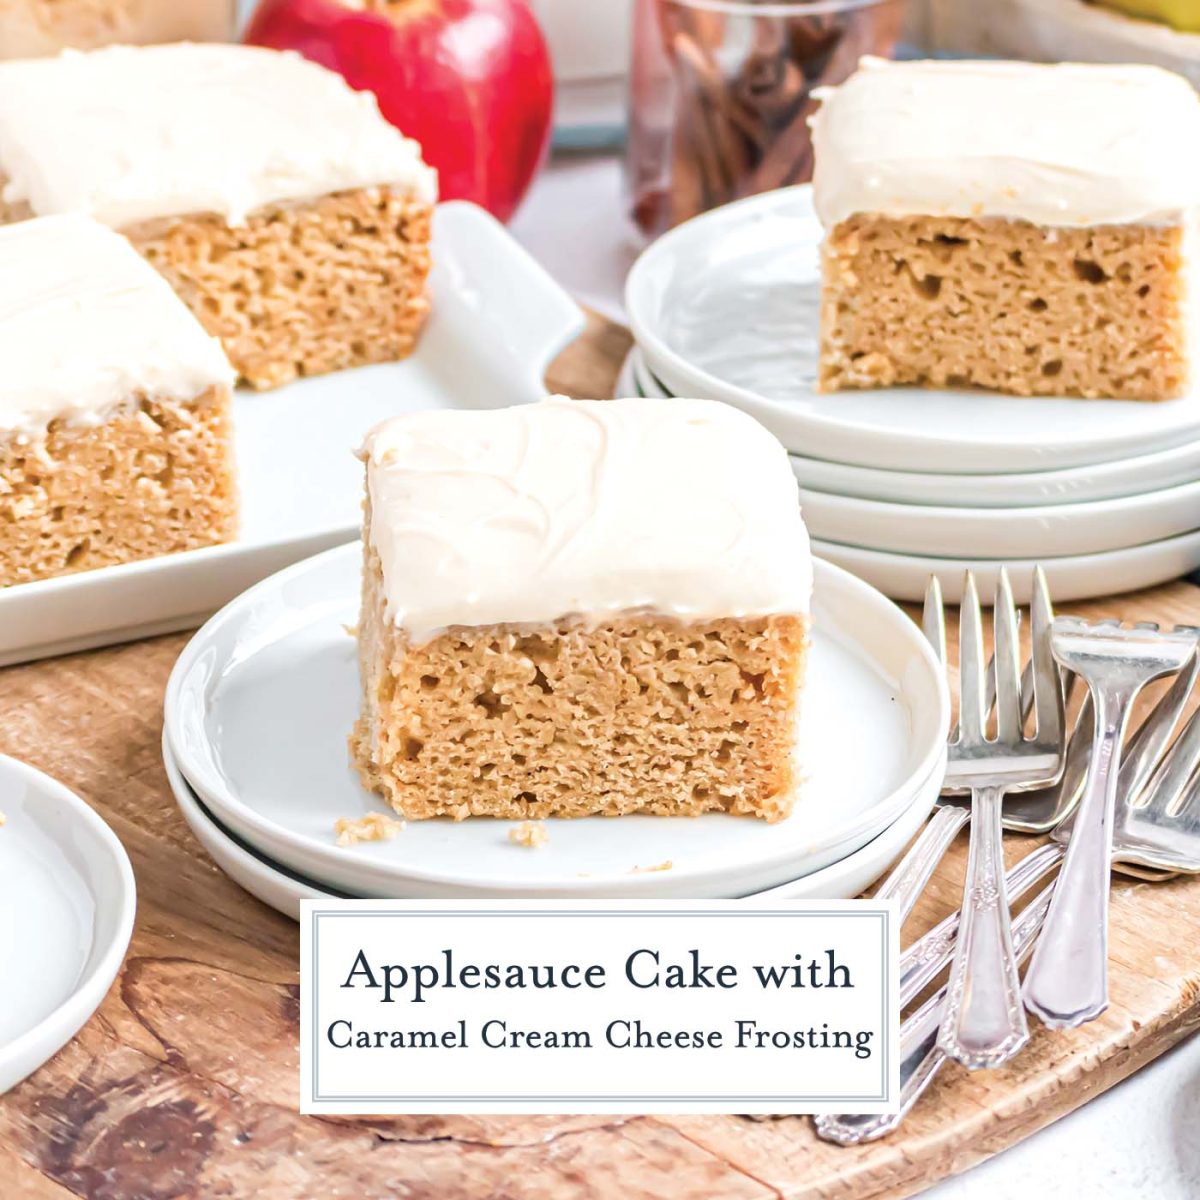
[
  {"xmin": 625, "ymin": 0, "xmax": 904, "ymax": 239},
  {"xmin": 0, "ymin": 0, "xmax": 237, "ymax": 60}
]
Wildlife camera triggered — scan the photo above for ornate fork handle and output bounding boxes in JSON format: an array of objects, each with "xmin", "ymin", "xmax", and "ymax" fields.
[
  {"xmin": 899, "ymin": 840, "xmax": 1063, "ymax": 1007},
  {"xmin": 873, "ymin": 804, "xmax": 971, "ymax": 924},
  {"xmin": 936, "ymin": 784, "xmax": 1029, "ymax": 1068},
  {"xmin": 816, "ymin": 885, "xmax": 1054, "ymax": 1146},
  {"xmin": 1024, "ymin": 687, "xmax": 1126, "ymax": 1027}
]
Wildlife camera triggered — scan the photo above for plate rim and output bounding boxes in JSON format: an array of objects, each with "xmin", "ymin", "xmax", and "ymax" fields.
[
  {"xmin": 163, "ymin": 730, "xmax": 944, "ymax": 907},
  {"xmin": 163, "ymin": 730, "xmax": 347, "ymax": 900},
  {"xmin": 624, "ymin": 186, "xmax": 1200, "ymax": 471},
  {"xmin": 630, "ymin": 341, "xmax": 1200, "ymax": 498},
  {"xmin": 816, "ymin": 526, "xmax": 1200, "ymax": 569},
  {"xmin": 796, "ymin": 479, "xmax": 1200, "ymax": 559},
  {"xmin": 812, "ymin": 531, "xmax": 1200, "ymax": 604},
  {"xmin": 0, "ymin": 754, "xmax": 136, "ymax": 1093},
  {"xmin": 163, "ymin": 540, "xmax": 950, "ymax": 895},
  {"xmin": 785, "ymin": 438, "xmax": 1200, "ymax": 508},
  {"xmin": 801, "ymin": 472, "xmax": 1200, "ymax": 523}
]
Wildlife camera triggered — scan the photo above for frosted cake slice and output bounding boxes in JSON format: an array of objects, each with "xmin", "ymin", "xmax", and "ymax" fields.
[
  {"xmin": 0, "ymin": 214, "xmax": 236, "ymax": 586},
  {"xmin": 811, "ymin": 58, "xmax": 1200, "ymax": 401},
  {"xmin": 0, "ymin": 42, "xmax": 437, "ymax": 390},
  {"xmin": 352, "ymin": 396, "xmax": 812, "ymax": 822}
]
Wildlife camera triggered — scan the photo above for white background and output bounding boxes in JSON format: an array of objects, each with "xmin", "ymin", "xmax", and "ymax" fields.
[{"xmin": 302, "ymin": 901, "xmax": 897, "ymax": 1114}]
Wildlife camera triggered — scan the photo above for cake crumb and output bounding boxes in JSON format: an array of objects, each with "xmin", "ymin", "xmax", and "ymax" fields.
[
  {"xmin": 0, "ymin": 810, "xmax": 5, "ymax": 826},
  {"xmin": 508, "ymin": 821, "xmax": 548, "ymax": 848},
  {"xmin": 342, "ymin": 623, "xmax": 359, "ymax": 638},
  {"xmin": 334, "ymin": 812, "xmax": 405, "ymax": 847},
  {"xmin": 631, "ymin": 860, "xmax": 673, "ymax": 874}
]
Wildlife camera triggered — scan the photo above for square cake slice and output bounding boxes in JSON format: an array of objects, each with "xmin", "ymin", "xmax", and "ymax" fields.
[
  {"xmin": 0, "ymin": 42, "xmax": 436, "ymax": 390},
  {"xmin": 0, "ymin": 214, "xmax": 237, "ymax": 586},
  {"xmin": 811, "ymin": 58, "xmax": 1200, "ymax": 401},
  {"xmin": 352, "ymin": 396, "xmax": 812, "ymax": 822}
]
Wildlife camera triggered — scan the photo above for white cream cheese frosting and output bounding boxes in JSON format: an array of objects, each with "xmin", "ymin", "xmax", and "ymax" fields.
[
  {"xmin": 0, "ymin": 42, "xmax": 437, "ymax": 228},
  {"xmin": 363, "ymin": 396, "xmax": 812, "ymax": 640},
  {"xmin": 811, "ymin": 57, "xmax": 1200, "ymax": 229},
  {"xmin": 0, "ymin": 214, "xmax": 234, "ymax": 438}
]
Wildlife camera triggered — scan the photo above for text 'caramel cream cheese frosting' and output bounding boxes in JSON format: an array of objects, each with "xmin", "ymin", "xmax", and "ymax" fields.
[
  {"xmin": 0, "ymin": 215, "xmax": 234, "ymax": 438},
  {"xmin": 811, "ymin": 57, "xmax": 1200, "ymax": 229},
  {"xmin": 0, "ymin": 42, "xmax": 437, "ymax": 228},
  {"xmin": 362, "ymin": 396, "xmax": 812, "ymax": 642}
]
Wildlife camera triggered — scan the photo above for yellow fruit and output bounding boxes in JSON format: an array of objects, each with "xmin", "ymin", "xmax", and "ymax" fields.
[{"xmin": 1096, "ymin": 0, "xmax": 1200, "ymax": 33}]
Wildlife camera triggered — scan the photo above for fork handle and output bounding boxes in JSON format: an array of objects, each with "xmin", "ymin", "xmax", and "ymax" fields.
[
  {"xmin": 873, "ymin": 805, "xmax": 971, "ymax": 924},
  {"xmin": 899, "ymin": 839, "xmax": 1064, "ymax": 1008},
  {"xmin": 816, "ymin": 884, "xmax": 1055, "ymax": 1146},
  {"xmin": 936, "ymin": 785, "xmax": 1029, "ymax": 1068},
  {"xmin": 1023, "ymin": 688, "xmax": 1126, "ymax": 1028}
]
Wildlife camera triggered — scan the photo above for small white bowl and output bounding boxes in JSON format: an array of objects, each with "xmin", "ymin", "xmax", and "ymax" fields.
[{"xmin": 0, "ymin": 755, "xmax": 135, "ymax": 1094}]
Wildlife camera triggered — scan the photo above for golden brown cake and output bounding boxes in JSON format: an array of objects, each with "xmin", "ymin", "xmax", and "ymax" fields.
[
  {"xmin": 0, "ymin": 214, "xmax": 237, "ymax": 587},
  {"xmin": 351, "ymin": 396, "xmax": 813, "ymax": 823},
  {"xmin": 811, "ymin": 58, "xmax": 1200, "ymax": 401},
  {"xmin": 0, "ymin": 42, "xmax": 436, "ymax": 389}
]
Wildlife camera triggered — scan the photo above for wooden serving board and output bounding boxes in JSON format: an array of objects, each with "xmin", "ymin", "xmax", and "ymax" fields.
[{"xmin": 3, "ymin": 312, "xmax": 1200, "ymax": 1199}]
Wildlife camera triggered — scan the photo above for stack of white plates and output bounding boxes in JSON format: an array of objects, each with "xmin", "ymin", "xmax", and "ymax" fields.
[
  {"xmin": 624, "ymin": 186, "xmax": 1200, "ymax": 603},
  {"xmin": 162, "ymin": 542, "xmax": 948, "ymax": 919}
]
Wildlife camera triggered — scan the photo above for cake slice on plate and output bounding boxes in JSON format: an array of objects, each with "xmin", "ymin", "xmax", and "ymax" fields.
[
  {"xmin": 352, "ymin": 396, "xmax": 812, "ymax": 822},
  {"xmin": 0, "ymin": 42, "xmax": 437, "ymax": 390},
  {"xmin": 811, "ymin": 58, "xmax": 1200, "ymax": 401},
  {"xmin": 0, "ymin": 214, "xmax": 236, "ymax": 586}
]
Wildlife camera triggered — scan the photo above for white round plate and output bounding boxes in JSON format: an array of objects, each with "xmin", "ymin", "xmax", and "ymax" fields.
[
  {"xmin": 0, "ymin": 755, "xmax": 135, "ymax": 1094},
  {"xmin": 815, "ymin": 531, "xmax": 1200, "ymax": 604},
  {"xmin": 615, "ymin": 346, "xmax": 639, "ymax": 399},
  {"xmin": 625, "ymin": 346, "xmax": 1200, "ymax": 510},
  {"xmin": 625, "ymin": 186, "xmax": 1200, "ymax": 473},
  {"xmin": 628, "ymin": 348, "xmax": 668, "ymax": 399},
  {"xmin": 164, "ymin": 543, "xmax": 948, "ymax": 900},
  {"xmin": 164, "ymin": 734, "xmax": 941, "ymax": 917},
  {"xmin": 789, "ymin": 440, "xmax": 1200, "ymax": 509},
  {"xmin": 624, "ymin": 346, "xmax": 1200, "ymax": 562},
  {"xmin": 799, "ymin": 481, "xmax": 1200, "ymax": 559},
  {"xmin": 164, "ymin": 733, "xmax": 348, "ymax": 917}
]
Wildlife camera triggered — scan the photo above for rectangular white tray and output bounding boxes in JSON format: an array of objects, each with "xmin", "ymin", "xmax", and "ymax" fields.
[{"xmin": 0, "ymin": 201, "xmax": 585, "ymax": 666}]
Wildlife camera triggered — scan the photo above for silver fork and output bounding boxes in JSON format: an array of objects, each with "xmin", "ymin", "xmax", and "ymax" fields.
[
  {"xmin": 897, "ymin": 636, "xmax": 1199, "ymax": 1008},
  {"xmin": 937, "ymin": 568, "xmax": 1065, "ymax": 1069},
  {"xmin": 1023, "ymin": 619, "xmax": 1197, "ymax": 1029},
  {"xmin": 816, "ymin": 652, "xmax": 1200, "ymax": 1146},
  {"xmin": 869, "ymin": 577, "xmax": 1071, "ymax": 930}
]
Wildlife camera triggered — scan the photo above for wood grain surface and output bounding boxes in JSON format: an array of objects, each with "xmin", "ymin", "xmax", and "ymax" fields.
[{"xmin": 2, "ymin": 311, "xmax": 1200, "ymax": 1199}]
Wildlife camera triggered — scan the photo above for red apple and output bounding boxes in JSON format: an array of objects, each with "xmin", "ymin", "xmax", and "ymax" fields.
[{"xmin": 245, "ymin": 0, "xmax": 554, "ymax": 222}]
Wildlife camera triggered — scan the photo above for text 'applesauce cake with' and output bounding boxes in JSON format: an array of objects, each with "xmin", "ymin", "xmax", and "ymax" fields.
[
  {"xmin": 0, "ymin": 42, "xmax": 437, "ymax": 389},
  {"xmin": 811, "ymin": 58, "xmax": 1200, "ymax": 400},
  {"xmin": 0, "ymin": 214, "xmax": 236, "ymax": 587},
  {"xmin": 352, "ymin": 396, "xmax": 813, "ymax": 823}
]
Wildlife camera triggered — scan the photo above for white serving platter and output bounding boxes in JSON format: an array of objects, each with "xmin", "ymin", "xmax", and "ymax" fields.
[
  {"xmin": 0, "ymin": 755, "xmax": 136, "ymax": 1094},
  {"xmin": 814, "ymin": 531, "xmax": 1200, "ymax": 605},
  {"xmin": 0, "ymin": 201, "xmax": 585, "ymax": 668},
  {"xmin": 625, "ymin": 186, "xmax": 1200, "ymax": 473},
  {"xmin": 797, "ymin": 480, "xmax": 1200, "ymax": 560},
  {"xmin": 164, "ymin": 730, "xmax": 940, "ymax": 918},
  {"xmin": 163, "ymin": 541, "xmax": 948, "ymax": 900},
  {"xmin": 624, "ymin": 345, "xmax": 1200, "ymax": 511}
]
